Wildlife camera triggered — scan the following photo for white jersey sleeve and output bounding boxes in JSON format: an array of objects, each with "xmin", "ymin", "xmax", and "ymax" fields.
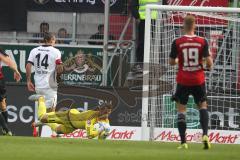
[
  {"xmin": 55, "ymin": 49, "xmax": 62, "ymax": 65},
  {"xmin": 27, "ymin": 48, "xmax": 36, "ymax": 64}
]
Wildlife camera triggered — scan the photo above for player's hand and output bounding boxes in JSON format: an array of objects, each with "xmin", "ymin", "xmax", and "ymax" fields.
[
  {"xmin": 206, "ymin": 63, "xmax": 213, "ymax": 71},
  {"xmin": 56, "ymin": 64, "xmax": 64, "ymax": 74},
  {"xmin": 175, "ymin": 58, "xmax": 179, "ymax": 64},
  {"xmin": 56, "ymin": 73, "xmax": 62, "ymax": 83},
  {"xmin": 27, "ymin": 81, "xmax": 35, "ymax": 92},
  {"xmin": 14, "ymin": 71, "xmax": 22, "ymax": 82}
]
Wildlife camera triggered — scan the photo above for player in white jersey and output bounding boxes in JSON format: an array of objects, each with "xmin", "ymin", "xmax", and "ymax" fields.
[{"xmin": 26, "ymin": 32, "xmax": 63, "ymax": 111}]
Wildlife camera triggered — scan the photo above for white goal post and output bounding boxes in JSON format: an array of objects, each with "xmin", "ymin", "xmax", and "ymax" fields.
[{"xmin": 141, "ymin": 5, "xmax": 240, "ymax": 142}]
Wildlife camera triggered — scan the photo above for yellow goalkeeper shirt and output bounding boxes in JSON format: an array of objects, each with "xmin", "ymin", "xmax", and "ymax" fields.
[{"xmin": 69, "ymin": 109, "xmax": 99, "ymax": 129}]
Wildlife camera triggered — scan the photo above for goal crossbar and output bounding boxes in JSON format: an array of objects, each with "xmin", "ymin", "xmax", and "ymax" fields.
[{"xmin": 145, "ymin": 5, "xmax": 240, "ymax": 13}]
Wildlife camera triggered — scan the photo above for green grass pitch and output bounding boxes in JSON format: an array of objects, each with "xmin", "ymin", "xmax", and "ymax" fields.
[{"xmin": 0, "ymin": 136, "xmax": 239, "ymax": 160}]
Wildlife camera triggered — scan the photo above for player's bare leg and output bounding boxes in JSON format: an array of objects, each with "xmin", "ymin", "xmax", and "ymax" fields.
[
  {"xmin": 198, "ymin": 101, "xmax": 211, "ymax": 149},
  {"xmin": 176, "ymin": 103, "xmax": 188, "ymax": 149}
]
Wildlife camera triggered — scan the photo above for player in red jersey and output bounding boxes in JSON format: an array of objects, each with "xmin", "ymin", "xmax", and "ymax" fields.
[
  {"xmin": 169, "ymin": 15, "xmax": 213, "ymax": 149},
  {"xmin": 0, "ymin": 48, "xmax": 21, "ymax": 136}
]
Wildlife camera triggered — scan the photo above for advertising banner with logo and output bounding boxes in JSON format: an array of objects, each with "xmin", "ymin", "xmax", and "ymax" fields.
[
  {"xmin": 162, "ymin": 94, "xmax": 240, "ymax": 131},
  {"xmin": 41, "ymin": 126, "xmax": 240, "ymax": 144},
  {"xmin": 0, "ymin": 43, "xmax": 103, "ymax": 86},
  {"xmin": 41, "ymin": 126, "xmax": 141, "ymax": 140},
  {"xmin": 27, "ymin": 0, "xmax": 125, "ymax": 13},
  {"xmin": 3, "ymin": 85, "xmax": 142, "ymax": 136},
  {"xmin": 4, "ymin": 85, "xmax": 240, "ymax": 144},
  {"xmin": 154, "ymin": 128, "xmax": 240, "ymax": 144}
]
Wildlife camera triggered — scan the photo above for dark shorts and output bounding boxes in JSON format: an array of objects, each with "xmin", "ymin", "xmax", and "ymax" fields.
[
  {"xmin": 0, "ymin": 79, "xmax": 6, "ymax": 102},
  {"xmin": 172, "ymin": 83, "xmax": 207, "ymax": 105}
]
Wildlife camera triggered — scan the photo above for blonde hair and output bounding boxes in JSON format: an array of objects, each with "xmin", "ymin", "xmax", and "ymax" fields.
[{"xmin": 183, "ymin": 15, "xmax": 196, "ymax": 32}]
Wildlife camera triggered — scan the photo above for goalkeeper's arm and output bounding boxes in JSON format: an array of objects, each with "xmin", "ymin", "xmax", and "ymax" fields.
[
  {"xmin": 85, "ymin": 118, "xmax": 110, "ymax": 139},
  {"xmin": 98, "ymin": 121, "xmax": 111, "ymax": 140},
  {"xmin": 85, "ymin": 118, "xmax": 99, "ymax": 139}
]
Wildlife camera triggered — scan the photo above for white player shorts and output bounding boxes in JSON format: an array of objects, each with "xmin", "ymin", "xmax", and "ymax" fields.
[{"xmin": 35, "ymin": 88, "xmax": 57, "ymax": 109}]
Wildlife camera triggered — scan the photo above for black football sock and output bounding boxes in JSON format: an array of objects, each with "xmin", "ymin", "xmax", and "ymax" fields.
[
  {"xmin": 199, "ymin": 108, "xmax": 209, "ymax": 136},
  {"xmin": 177, "ymin": 112, "xmax": 187, "ymax": 144},
  {"xmin": 0, "ymin": 113, "xmax": 10, "ymax": 133},
  {"xmin": 2, "ymin": 110, "xmax": 8, "ymax": 123}
]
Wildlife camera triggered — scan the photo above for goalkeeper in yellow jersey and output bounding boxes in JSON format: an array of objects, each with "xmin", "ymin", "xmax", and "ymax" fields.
[{"xmin": 29, "ymin": 94, "xmax": 112, "ymax": 139}]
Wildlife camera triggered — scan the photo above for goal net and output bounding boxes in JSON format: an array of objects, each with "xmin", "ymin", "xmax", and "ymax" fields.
[{"xmin": 141, "ymin": 5, "xmax": 240, "ymax": 142}]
